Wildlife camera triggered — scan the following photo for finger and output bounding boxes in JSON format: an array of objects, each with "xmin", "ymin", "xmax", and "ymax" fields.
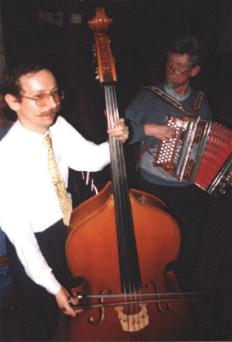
[
  {"xmin": 115, "ymin": 118, "xmax": 124, "ymax": 124},
  {"xmin": 61, "ymin": 304, "xmax": 77, "ymax": 317},
  {"xmin": 68, "ymin": 297, "xmax": 79, "ymax": 306},
  {"xmin": 107, "ymin": 128, "xmax": 126, "ymax": 136},
  {"xmin": 67, "ymin": 295, "xmax": 83, "ymax": 313},
  {"xmin": 108, "ymin": 122, "xmax": 124, "ymax": 131},
  {"xmin": 113, "ymin": 118, "xmax": 125, "ymax": 128}
]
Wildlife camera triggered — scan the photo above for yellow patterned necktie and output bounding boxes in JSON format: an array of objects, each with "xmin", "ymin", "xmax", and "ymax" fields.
[{"xmin": 43, "ymin": 134, "xmax": 72, "ymax": 226}]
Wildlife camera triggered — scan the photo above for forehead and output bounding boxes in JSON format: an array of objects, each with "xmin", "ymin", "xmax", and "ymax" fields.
[
  {"xmin": 168, "ymin": 53, "xmax": 191, "ymax": 65},
  {"xmin": 19, "ymin": 69, "xmax": 57, "ymax": 93}
]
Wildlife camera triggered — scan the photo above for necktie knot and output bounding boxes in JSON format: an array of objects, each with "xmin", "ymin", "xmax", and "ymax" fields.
[
  {"xmin": 43, "ymin": 133, "xmax": 52, "ymax": 146},
  {"xmin": 43, "ymin": 134, "xmax": 53, "ymax": 153}
]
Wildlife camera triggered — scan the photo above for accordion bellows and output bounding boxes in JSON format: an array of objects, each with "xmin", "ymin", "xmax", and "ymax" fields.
[{"xmin": 154, "ymin": 116, "xmax": 232, "ymax": 194}]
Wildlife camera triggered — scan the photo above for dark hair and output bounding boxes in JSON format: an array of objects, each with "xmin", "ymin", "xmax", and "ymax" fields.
[
  {"xmin": 1, "ymin": 63, "xmax": 53, "ymax": 98},
  {"xmin": 167, "ymin": 34, "xmax": 205, "ymax": 67}
]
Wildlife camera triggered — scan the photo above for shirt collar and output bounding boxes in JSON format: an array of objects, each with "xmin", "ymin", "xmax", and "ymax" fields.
[{"xmin": 15, "ymin": 120, "xmax": 50, "ymax": 141}]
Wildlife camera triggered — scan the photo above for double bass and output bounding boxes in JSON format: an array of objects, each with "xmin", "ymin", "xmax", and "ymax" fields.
[{"xmin": 66, "ymin": 7, "xmax": 191, "ymax": 341}]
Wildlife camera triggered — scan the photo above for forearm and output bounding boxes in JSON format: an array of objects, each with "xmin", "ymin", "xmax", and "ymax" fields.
[{"xmin": 144, "ymin": 123, "xmax": 176, "ymax": 141}]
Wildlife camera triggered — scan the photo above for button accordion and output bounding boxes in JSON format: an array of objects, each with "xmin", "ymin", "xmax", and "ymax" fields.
[{"xmin": 154, "ymin": 116, "xmax": 232, "ymax": 195}]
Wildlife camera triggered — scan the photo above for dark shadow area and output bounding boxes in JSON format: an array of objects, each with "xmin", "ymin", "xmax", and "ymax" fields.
[{"xmin": 1, "ymin": 0, "xmax": 232, "ymax": 340}]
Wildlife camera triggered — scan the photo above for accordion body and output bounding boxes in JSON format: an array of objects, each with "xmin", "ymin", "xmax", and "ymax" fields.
[{"xmin": 154, "ymin": 116, "xmax": 232, "ymax": 194}]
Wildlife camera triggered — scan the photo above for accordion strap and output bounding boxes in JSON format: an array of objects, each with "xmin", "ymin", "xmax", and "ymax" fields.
[
  {"xmin": 143, "ymin": 85, "xmax": 204, "ymax": 117},
  {"xmin": 192, "ymin": 90, "xmax": 205, "ymax": 115}
]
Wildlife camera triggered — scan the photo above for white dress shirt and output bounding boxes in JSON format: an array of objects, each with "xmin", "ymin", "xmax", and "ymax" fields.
[{"xmin": 0, "ymin": 116, "xmax": 110, "ymax": 294}]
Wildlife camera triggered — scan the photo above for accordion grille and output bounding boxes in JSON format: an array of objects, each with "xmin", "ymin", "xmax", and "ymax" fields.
[{"xmin": 195, "ymin": 123, "xmax": 232, "ymax": 190}]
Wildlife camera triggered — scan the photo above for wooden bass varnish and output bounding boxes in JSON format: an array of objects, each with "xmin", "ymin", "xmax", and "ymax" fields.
[{"xmin": 66, "ymin": 7, "xmax": 191, "ymax": 340}]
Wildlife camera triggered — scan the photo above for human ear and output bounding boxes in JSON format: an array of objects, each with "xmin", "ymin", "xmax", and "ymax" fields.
[
  {"xmin": 4, "ymin": 94, "xmax": 20, "ymax": 111},
  {"xmin": 190, "ymin": 65, "xmax": 201, "ymax": 77}
]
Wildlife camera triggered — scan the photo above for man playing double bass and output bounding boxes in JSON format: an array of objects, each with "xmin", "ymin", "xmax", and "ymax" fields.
[{"xmin": 0, "ymin": 63, "xmax": 128, "ymax": 341}]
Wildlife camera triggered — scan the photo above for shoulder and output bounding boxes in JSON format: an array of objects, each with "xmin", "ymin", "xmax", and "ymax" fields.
[
  {"xmin": 52, "ymin": 115, "xmax": 70, "ymax": 128},
  {"xmin": 138, "ymin": 81, "xmax": 164, "ymax": 98},
  {"xmin": 189, "ymin": 87, "xmax": 208, "ymax": 103},
  {"xmin": 0, "ymin": 122, "xmax": 24, "ymax": 159},
  {"xmin": 0, "ymin": 127, "xmax": 11, "ymax": 141},
  {"xmin": 190, "ymin": 88, "xmax": 212, "ymax": 120},
  {"xmin": 50, "ymin": 115, "xmax": 86, "ymax": 144},
  {"xmin": 127, "ymin": 82, "xmax": 165, "ymax": 108},
  {"xmin": 0, "ymin": 122, "xmax": 16, "ymax": 144},
  {"xmin": 50, "ymin": 115, "xmax": 76, "ymax": 135}
]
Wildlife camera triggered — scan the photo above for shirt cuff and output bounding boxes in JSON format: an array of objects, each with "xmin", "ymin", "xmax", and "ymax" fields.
[{"xmin": 44, "ymin": 272, "xmax": 62, "ymax": 295}]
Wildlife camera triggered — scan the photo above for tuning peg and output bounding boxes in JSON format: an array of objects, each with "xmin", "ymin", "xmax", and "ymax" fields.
[
  {"xmin": 95, "ymin": 68, "xmax": 99, "ymax": 79},
  {"xmin": 92, "ymin": 45, "xmax": 96, "ymax": 54}
]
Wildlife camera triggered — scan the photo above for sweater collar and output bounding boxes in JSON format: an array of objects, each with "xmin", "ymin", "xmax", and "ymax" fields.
[{"xmin": 164, "ymin": 84, "xmax": 191, "ymax": 101}]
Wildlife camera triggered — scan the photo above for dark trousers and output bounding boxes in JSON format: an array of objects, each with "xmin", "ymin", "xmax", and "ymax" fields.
[
  {"xmin": 6, "ymin": 220, "xmax": 79, "ymax": 341},
  {"xmin": 137, "ymin": 174, "xmax": 210, "ymax": 289},
  {"xmin": 190, "ymin": 191, "xmax": 232, "ymax": 340}
]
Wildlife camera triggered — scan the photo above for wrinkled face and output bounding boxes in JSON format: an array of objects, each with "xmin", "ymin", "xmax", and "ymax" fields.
[
  {"xmin": 6, "ymin": 69, "xmax": 61, "ymax": 133},
  {"xmin": 165, "ymin": 53, "xmax": 200, "ymax": 90}
]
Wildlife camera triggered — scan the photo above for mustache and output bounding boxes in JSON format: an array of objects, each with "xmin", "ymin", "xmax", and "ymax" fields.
[{"xmin": 39, "ymin": 108, "xmax": 59, "ymax": 117}]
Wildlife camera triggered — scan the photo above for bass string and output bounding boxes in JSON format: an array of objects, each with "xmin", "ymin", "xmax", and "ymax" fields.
[{"xmin": 104, "ymin": 84, "xmax": 145, "ymax": 332}]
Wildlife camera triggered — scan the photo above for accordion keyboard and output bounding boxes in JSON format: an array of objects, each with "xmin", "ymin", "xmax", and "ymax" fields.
[{"xmin": 154, "ymin": 116, "xmax": 193, "ymax": 171}]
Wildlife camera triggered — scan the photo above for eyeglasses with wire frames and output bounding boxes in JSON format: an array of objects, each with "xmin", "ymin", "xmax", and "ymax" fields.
[
  {"xmin": 20, "ymin": 90, "xmax": 64, "ymax": 107},
  {"xmin": 166, "ymin": 60, "xmax": 193, "ymax": 75}
]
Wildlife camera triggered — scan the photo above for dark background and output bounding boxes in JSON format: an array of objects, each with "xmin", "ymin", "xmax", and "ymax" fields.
[
  {"xmin": 1, "ymin": 1, "xmax": 232, "ymax": 340},
  {"xmin": 1, "ymin": 0, "xmax": 232, "ymax": 141},
  {"xmin": 1, "ymin": 0, "xmax": 232, "ymax": 203}
]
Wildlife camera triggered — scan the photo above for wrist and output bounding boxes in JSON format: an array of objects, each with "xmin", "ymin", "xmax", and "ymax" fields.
[
  {"xmin": 144, "ymin": 124, "xmax": 150, "ymax": 135},
  {"xmin": 144, "ymin": 123, "xmax": 156, "ymax": 136}
]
